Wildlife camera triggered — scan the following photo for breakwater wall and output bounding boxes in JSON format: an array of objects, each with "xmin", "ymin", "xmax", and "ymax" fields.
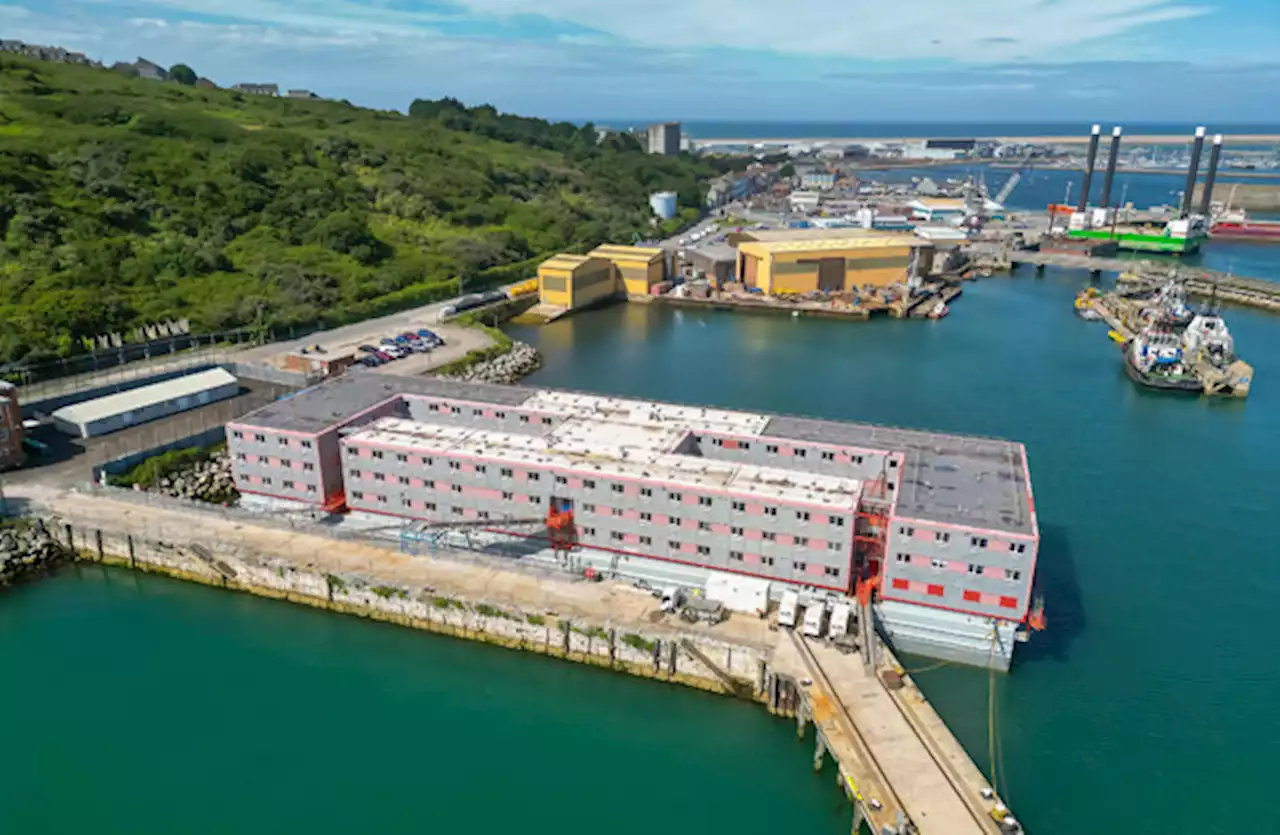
[
  {"xmin": 54, "ymin": 519, "xmax": 769, "ymax": 700},
  {"xmin": 0, "ymin": 520, "xmax": 73, "ymax": 588}
]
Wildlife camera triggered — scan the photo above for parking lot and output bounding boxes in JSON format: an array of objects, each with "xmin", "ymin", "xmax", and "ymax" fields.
[{"xmin": 233, "ymin": 295, "xmax": 501, "ymax": 377}]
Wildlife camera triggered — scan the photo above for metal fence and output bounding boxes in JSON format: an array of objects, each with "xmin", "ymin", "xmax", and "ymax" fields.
[
  {"xmin": 75, "ymin": 484, "xmax": 586, "ymax": 585},
  {"xmin": 82, "ymin": 384, "xmax": 295, "ymax": 478}
]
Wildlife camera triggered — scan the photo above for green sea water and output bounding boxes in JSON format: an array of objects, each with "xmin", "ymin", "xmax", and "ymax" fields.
[{"xmin": 4, "ymin": 246, "xmax": 1280, "ymax": 834}]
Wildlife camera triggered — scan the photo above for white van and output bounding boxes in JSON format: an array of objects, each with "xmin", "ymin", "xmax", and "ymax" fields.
[
  {"xmin": 778, "ymin": 590, "xmax": 800, "ymax": 628},
  {"xmin": 802, "ymin": 601, "xmax": 830, "ymax": 639},
  {"xmin": 828, "ymin": 602, "xmax": 852, "ymax": 641}
]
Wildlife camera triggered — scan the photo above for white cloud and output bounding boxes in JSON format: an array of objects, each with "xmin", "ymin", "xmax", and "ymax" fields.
[
  {"xmin": 445, "ymin": 0, "xmax": 1208, "ymax": 61},
  {"xmin": 60, "ymin": 0, "xmax": 1210, "ymax": 61}
]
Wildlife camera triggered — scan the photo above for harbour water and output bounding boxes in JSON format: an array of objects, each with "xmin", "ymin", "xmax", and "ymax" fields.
[{"xmin": 4, "ymin": 252, "xmax": 1280, "ymax": 834}]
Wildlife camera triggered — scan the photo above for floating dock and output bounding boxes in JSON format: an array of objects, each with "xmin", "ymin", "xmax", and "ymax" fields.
[{"xmin": 769, "ymin": 630, "xmax": 1015, "ymax": 835}]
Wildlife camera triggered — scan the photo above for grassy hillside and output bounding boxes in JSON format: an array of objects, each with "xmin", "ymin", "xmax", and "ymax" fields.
[{"xmin": 0, "ymin": 57, "xmax": 717, "ymax": 364}]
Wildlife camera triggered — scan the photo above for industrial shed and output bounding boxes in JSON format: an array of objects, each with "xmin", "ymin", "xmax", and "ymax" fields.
[{"xmin": 51, "ymin": 368, "xmax": 241, "ymax": 438}]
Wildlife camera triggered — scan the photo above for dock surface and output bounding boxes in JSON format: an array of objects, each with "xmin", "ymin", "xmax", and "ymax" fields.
[{"xmin": 771, "ymin": 633, "xmax": 1005, "ymax": 835}]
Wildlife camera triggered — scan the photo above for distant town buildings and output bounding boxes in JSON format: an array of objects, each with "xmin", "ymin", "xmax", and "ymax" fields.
[
  {"xmin": 904, "ymin": 138, "xmax": 977, "ymax": 160},
  {"xmin": 232, "ymin": 83, "xmax": 280, "ymax": 96},
  {"xmin": 801, "ymin": 170, "xmax": 837, "ymax": 191},
  {"xmin": 133, "ymin": 58, "xmax": 168, "ymax": 81},
  {"xmin": 647, "ymin": 122, "xmax": 681, "ymax": 155},
  {"xmin": 0, "ymin": 40, "xmax": 99, "ymax": 68},
  {"xmin": 705, "ymin": 166, "xmax": 776, "ymax": 208}
]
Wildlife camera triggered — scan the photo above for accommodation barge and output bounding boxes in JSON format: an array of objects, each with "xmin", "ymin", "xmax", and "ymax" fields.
[{"xmin": 225, "ymin": 375, "xmax": 1041, "ymax": 670}]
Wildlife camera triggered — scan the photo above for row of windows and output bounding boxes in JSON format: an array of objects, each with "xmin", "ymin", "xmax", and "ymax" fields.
[
  {"xmin": 893, "ymin": 553, "xmax": 1022, "ymax": 581},
  {"xmin": 897, "ymin": 526, "xmax": 1029, "ymax": 554},
  {"xmin": 237, "ymin": 473, "xmax": 317, "ymax": 493},
  {"xmin": 426, "ymin": 402, "xmax": 555, "ymax": 426},
  {"xmin": 706, "ymin": 436, "xmax": 869, "ymax": 466},
  {"xmin": 238, "ymin": 453, "xmax": 315, "ymax": 471},
  {"xmin": 889, "ymin": 578, "xmax": 1019, "ymax": 608},
  {"xmin": 344, "ymin": 461, "xmax": 851, "ymax": 524},
  {"xmin": 231, "ymin": 430, "xmax": 312, "ymax": 450}
]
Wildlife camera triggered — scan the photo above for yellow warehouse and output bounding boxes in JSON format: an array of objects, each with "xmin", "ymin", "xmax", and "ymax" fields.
[
  {"xmin": 537, "ymin": 254, "xmax": 619, "ymax": 311},
  {"xmin": 588, "ymin": 244, "xmax": 667, "ymax": 297},
  {"xmin": 736, "ymin": 233, "xmax": 931, "ymax": 294}
]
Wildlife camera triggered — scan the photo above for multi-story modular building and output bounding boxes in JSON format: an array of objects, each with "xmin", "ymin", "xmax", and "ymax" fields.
[{"xmin": 226, "ymin": 375, "xmax": 1038, "ymax": 669}]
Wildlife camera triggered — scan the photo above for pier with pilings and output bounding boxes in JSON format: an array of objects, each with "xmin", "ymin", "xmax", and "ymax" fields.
[{"xmin": 765, "ymin": 630, "xmax": 1019, "ymax": 835}]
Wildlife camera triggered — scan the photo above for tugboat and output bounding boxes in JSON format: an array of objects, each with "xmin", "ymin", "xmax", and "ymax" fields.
[{"xmin": 1125, "ymin": 327, "xmax": 1202, "ymax": 392}]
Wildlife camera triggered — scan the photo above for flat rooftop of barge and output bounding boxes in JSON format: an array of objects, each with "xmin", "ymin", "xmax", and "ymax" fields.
[{"xmin": 234, "ymin": 374, "xmax": 1034, "ymax": 535}]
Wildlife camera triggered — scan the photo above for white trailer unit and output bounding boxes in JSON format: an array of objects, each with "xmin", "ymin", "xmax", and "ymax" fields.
[
  {"xmin": 51, "ymin": 368, "xmax": 240, "ymax": 439},
  {"xmin": 778, "ymin": 590, "xmax": 800, "ymax": 629},
  {"xmin": 705, "ymin": 571, "xmax": 770, "ymax": 617},
  {"xmin": 802, "ymin": 601, "xmax": 830, "ymax": 639},
  {"xmin": 828, "ymin": 602, "xmax": 852, "ymax": 641}
]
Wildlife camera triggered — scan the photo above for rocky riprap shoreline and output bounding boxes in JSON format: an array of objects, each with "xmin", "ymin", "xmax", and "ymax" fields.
[
  {"xmin": 139, "ymin": 452, "xmax": 239, "ymax": 504},
  {"xmin": 441, "ymin": 341, "xmax": 542, "ymax": 384},
  {"xmin": 0, "ymin": 521, "xmax": 71, "ymax": 588}
]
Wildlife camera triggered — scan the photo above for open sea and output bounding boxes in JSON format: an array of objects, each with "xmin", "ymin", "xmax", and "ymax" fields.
[{"xmin": 5, "ymin": 241, "xmax": 1280, "ymax": 833}]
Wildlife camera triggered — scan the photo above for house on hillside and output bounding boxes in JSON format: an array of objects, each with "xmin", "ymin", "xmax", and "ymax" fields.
[
  {"xmin": 286, "ymin": 89, "xmax": 320, "ymax": 99},
  {"xmin": 195, "ymin": 77, "xmax": 216, "ymax": 89},
  {"xmin": 232, "ymin": 82, "xmax": 279, "ymax": 96},
  {"xmin": 133, "ymin": 57, "xmax": 169, "ymax": 81}
]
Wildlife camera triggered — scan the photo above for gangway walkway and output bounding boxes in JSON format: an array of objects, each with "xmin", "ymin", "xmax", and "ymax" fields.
[{"xmin": 772, "ymin": 632, "xmax": 1010, "ymax": 835}]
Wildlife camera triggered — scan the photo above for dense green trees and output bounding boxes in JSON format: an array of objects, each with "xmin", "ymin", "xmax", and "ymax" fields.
[
  {"xmin": 168, "ymin": 64, "xmax": 197, "ymax": 86},
  {"xmin": 0, "ymin": 59, "xmax": 716, "ymax": 365}
]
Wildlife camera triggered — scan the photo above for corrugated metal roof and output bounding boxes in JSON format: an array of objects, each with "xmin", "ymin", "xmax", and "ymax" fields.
[
  {"xmin": 52, "ymin": 368, "xmax": 238, "ymax": 426},
  {"xmin": 539, "ymin": 254, "xmax": 594, "ymax": 271},
  {"xmin": 589, "ymin": 244, "xmax": 664, "ymax": 262},
  {"xmin": 739, "ymin": 234, "xmax": 920, "ymax": 256}
]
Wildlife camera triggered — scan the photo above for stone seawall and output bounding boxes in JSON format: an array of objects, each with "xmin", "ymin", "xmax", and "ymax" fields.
[
  {"xmin": 62, "ymin": 522, "xmax": 768, "ymax": 700},
  {"xmin": 0, "ymin": 521, "xmax": 72, "ymax": 589}
]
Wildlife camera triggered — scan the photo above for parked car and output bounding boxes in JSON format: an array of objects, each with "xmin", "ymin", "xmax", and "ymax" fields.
[
  {"xmin": 358, "ymin": 344, "xmax": 380, "ymax": 354},
  {"xmin": 373, "ymin": 350, "xmax": 392, "ymax": 362}
]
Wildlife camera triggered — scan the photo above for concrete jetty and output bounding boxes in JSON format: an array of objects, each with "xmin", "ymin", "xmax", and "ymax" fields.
[{"xmin": 770, "ymin": 632, "xmax": 1011, "ymax": 835}]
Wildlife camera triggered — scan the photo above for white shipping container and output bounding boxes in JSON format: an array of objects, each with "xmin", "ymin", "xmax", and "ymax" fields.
[
  {"xmin": 778, "ymin": 590, "xmax": 800, "ymax": 629},
  {"xmin": 705, "ymin": 572, "xmax": 770, "ymax": 617}
]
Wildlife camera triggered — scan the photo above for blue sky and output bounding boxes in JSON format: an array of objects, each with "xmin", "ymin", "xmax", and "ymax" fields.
[{"xmin": 2, "ymin": 0, "xmax": 1279, "ymax": 120}]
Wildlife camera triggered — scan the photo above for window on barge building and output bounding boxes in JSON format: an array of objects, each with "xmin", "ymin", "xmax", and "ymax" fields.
[
  {"xmin": 425, "ymin": 502, "xmax": 436, "ymax": 511},
  {"xmin": 583, "ymin": 527, "xmax": 596, "ymax": 537},
  {"xmin": 232, "ymin": 430, "xmax": 243, "ymax": 439},
  {"xmin": 795, "ymin": 448, "xmax": 806, "ymax": 458},
  {"xmin": 829, "ymin": 516, "xmax": 845, "ymax": 526},
  {"xmin": 449, "ymin": 461, "xmax": 460, "ymax": 470},
  {"xmin": 900, "ymin": 525, "xmax": 915, "ymax": 537},
  {"xmin": 283, "ymin": 480, "xmax": 295, "ymax": 489},
  {"xmin": 970, "ymin": 536, "xmax": 989, "ymax": 548},
  {"xmin": 502, "ymin": 468, "xmax": 513, "ymax": 478},
  {"xmin": 698, "ymin": 521, "xmax": 710, "ymax": 531},
  {"xmin": 821, "ymin": 451, "xmax": 834, "ymax": 461},
  {"xmin": 278, "ymin": 437, "xmax": 289, "ymax": 447},
  {"xmin": 301, "ymin": 440, "xmax": 312, "ymax": 449},
  {"xmin": 476, "ymin": 464, "xmax": 487, "ymax": 474},
  {"xmin": 352, "ymin": 491, "xmax": 364, "ymax": 500},
  {"xmin": 796, "ymin": 510, "xmax": 810, "ymax": 522},
  {"xmin": 640, "ymin": 487, "xmax": 652, "ymax": 498},
  {"xmin": 611, "ymin": 532, "xmax": 624, "ymax": 542},
  {"xmin": 895, "ymin": 552, "xmax": 909, "ymax": 563},
  {"xmin": 697, "ymin": 545, "xmax": 710, "ymax": 556},
  {"xmin": 731, "ymin": 526, "xmax": 743, "ymax": 536},
  {"xmin": 698, "ymin": 496, "xmax": 712, "ymax": 507},
  {"xmin": 825, "ymin": 566, "xmax": 840, "ymax": 578},
  {"xmin": 397, "ymin": 454, "xmax": 408, "ymax": 463},
  {"xmin": 669, "ymin": 491, "xmax": 682, "ymax": 502},
  {"xmin": 766, "ymin": 445, "xmax": 778, "ymax": 454},
  {"xmin": 1010, "ymin": 542, "xmax": 1027, "ymax": 554},
  {"xmin": 612, "ymin": 484, "xmax": 624, "ymax": 494},
  {"xmin": 765, "ymin": 507, "xmax": 778, "ymax": 517},
  {"xmin": 371, "ymin": 450, "xmax": 383, "ymax": 460},
  {"xmin": 304, "ymin": 463, "xmax": 315, "ymax": 471},
  {"xmin": 640, "ymin": 536, "xmax": 652, "ymax": 546},
  {"xmin": 640, "ymin": 512, "xmax": 651, "ymax": 521},
  {"xmin": 584, "ymin": 479, "xmax": 596, "ymax": 489},
  {"xmin": 254, "ymin": 433, "xmax": 265, "ymax": 443},
  {"xmin": 452, "ymin": 506, "xmax": 463, "ymax": 515},
  {"xmin": 732, "ymin": 501, "xmax": 746, "ymax": 512},
  {"xmin": 668, "ymin": 540, "xmax": 680, "ymax": 550},
  {"xmin": 795, "ymin": 536, "xmax": 809, "ymax": 546},
  {"xmin": 729, "ymin": 551, "xmax": 744, "ymax": 561},
  {"xmin": 503, "ymin": 491, "xmax": 514, "ymax": 501},
  {"xmin": 1005, "ymin": 569, "xmax": 1022, "ymax": 581},
  {"xmin": 936, "ymin": 531, "xmax": 951, "ymax": 543}
]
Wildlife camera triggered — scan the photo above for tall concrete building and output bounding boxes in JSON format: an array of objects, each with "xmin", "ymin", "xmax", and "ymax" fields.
[
  {"xmin": 647, "ymin": 122, "xmax": 681, "ymax": 155},
  {"xmin": 225, "ymin": 375, "xmax": 1040, "ymax": 669}
]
